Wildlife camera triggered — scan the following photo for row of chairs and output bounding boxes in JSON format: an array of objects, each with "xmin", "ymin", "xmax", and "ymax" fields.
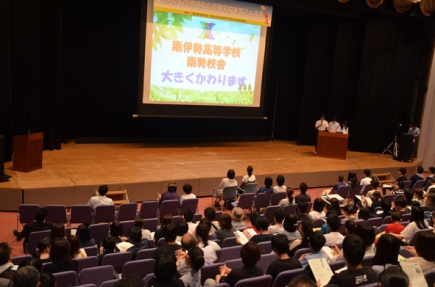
[{"xmin": 17, "ymin": 198, "xmax": 200, "ymax": 227}]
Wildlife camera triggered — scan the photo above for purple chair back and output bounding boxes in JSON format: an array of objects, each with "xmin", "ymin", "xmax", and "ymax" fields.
[
  {"xmin": 258, "ymin": 253, "xmax": 278, "ymax": 272},
  {"xmin": 78, "ymin": 265, "xmax": 115, "ymax": 286},
  {"xmin": 11, "ymin": 255, "xmax": 32, "ymax": 266},
  {"xmin": 136, "ymin": 248, "xmax": 157, "ymax": 260},
  {"xmin": 88, "ymin": 223, "xmax": 110, "ymax": 246},
  {"xmin": 262, "ymin": 205, "xmax": 280, "ymax": 224},
  {"xmin": 224, "ymin": 258, "xmax": 242, "ymax": 269},
  {"xmin": 99, "ymin": 279, "xmax": 118, "ymax": 287},
  {"xmin": 377, "ymin": 224, "xmax": 388, "ymax": 233},
  {"xmin": 143, "ymin": 218, "xmax": 158, "ymax": 232},
  {"xmin": 94, "ymin": 205, "xmax": 116, "ymax": 223},
  {"xmin": 383, "ymin": 194, "xmax": 395, "ymax": 203},
  {"xmin": 306, "ymin": 202, "xmax": 313, "ymax": 212},
  {"xmin": 403, "ymin": 180, "xmax": 412, "ymax": 189},
  {"xmin": 283, "ymin": 204, "xmax": 298, "ymax": 215},
  {"xmin": 402, "ymin": 213, "xmax": 410, "ymax": 222},
  {"xmin": 119, "ymin": 220, "xmax": 135, "ymax": 236},
  {"xmin": 349, "ymin": 185, "xmax": 363, "ymax": 198},
  {"xmin": 180, "ymin": 198, "xmax": 198, "ymax": 214},
  {"xmin": 399, "ymin": 248, "xmax": 415, "ymax": 258},
  {"xmin": 159, "ymin": 200, "xmax": 179, "ymax": 217},
  {"xmin": 272, "ymin": 268, "xmax": 304, "ymax": 287},
  {"xmin": 329, "ymin": 260, "xmax": 346, "ymax": 271},
  {"xmin": 215, "ymin": 211, "xmax": 223, "ymax": 220},
  {"xmin": 221, "ymin": 237, "xmax": 238, "ymax": 248},
  {"xmin": 409, "ymin": 229, "xmax": 431, "ymax": 246},
  {"xmin": 218, "ymin": 245, "xmax": 242, "ymax": 262},
  {"xmin": 122, "ymin": 258, "xmax": 155, "ymax": 279},
  {"xmin": 45, "ymin": 205, "xmax": 68, "ymax": 224},
  {"xmin": 52, "ymin": 271, "xmax": 78, "ymax": 287},
  {"xmin": 172, "ymin": 215, "xmax": 182, "ymax": 225},
  {"xmin": 139, "ymin": 201, "xmax": 158, "ymax": 219},
  {"xmin": 361, "ymin": 255, "xmax": 374, "ymax": 266},
  {"xmin": 293, "ymin": 247, "xmax": 312, "ymax": 259},
  {"xmin": 253, "ymin": 193, "xmax": 272, "ymax": 210},
  {"xmin": 18, "ymin": 204, "xmax": 39, "ymax": 226},
  {"xmin": 193, "ymin": 213, "xmax": 202, "ymax": 223},
  {"xmin": 382, "ymin": 216, "xmax": 392, "ymax": 225},
  {"xmin": 75, "ymin": 256, "xmax": 99, "ymax": 273},
  {"xmin": 143, "ymin": 273, "xmax": 155, "ymax": 287},
  {"xmin": 102, "ymin": 252, "xmax": 132, "ymax": 273},
  {"xmin": 69, "ymin": 205, "xmax": 92, "ymax": 225},
  {"xmin": 336, "ymin": 186, "xmax": 351, "ymax": 199},
  {"xmin": 117, "ymin": 203, "xmax": 137, "ymax": 221},
  {"xmin": 361, "ymin": 185, "xmax": 373, "ymax": 196},
  {"xmin": 200, "ymin": 263, "xmax": 223, "ymax": 285},
  {"xmin": 258, "ymin": 241, "xmax": 273, "ymax": 255},
  {"xmin": 271, "ymin": 192, "xmax": 286, "ymax": 205},
  {"xmin": 313, "ymin": 218, "xmax": 326, "ymax": 228},
  {"xmin": 366, "ymin": 217, "xmax": 383, "ymax": 227},
  {"xmin": 232, "ymin": 193, "xmax": 255, "ymax": 210},
  {"xmin": 234, "ymin": 275, "xmax": 272, "ymax": 287},
  {"xmin": 244, "ymin": 182, "xmax": 258, "ymax": 194},
  {"xmin": 83, "ymin": 246, "xmax": 98, "ymax": 257},
  {"xmin": 412, "ymin": 180, "xmax": 425, "ymax": 191},
  {"xmin": 27, "ymin": 230, "xmax": 51, "ymax": 254}
]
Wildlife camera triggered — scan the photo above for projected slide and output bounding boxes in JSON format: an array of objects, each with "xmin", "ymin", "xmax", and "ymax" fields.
[{"xmin": 143, "ymin": 0, "xmax": 272, "ymax": 108}]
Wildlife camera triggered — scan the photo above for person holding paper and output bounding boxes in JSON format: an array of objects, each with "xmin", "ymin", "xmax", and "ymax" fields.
[
  {"xmin": 404, "ymin": 231, "xmax": 435, "ymax": 273},
  {"xmin": 327, "ymin": 234, "xmax": 377, "ymax": 287},
  {"xmin": 266, "ymin": 234, "xmax": 302, "ymax": 282},
  {"xmin": 250, "ymin": 217, "xmax": 273, "ymax": 243},
  {"xmin": 314, "ymin": 114, "xmax": 329, "ymax": 153},
  {"xmin": 299, "ymin": 231, "xmax": 329, "ymax": 268}
]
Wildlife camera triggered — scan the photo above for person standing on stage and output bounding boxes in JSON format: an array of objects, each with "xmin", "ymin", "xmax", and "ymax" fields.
[
  {"xmin": 314, "ymin": 114, "xmax": 329, "ymax": 154},
  {"xmin": 338, "ymin": 121, "xmax": 349, "ymax": 134},
  {"xmin": 407, "ymin": 124, "xmax": 420, "ymax": 159},
  {"xmin": 329, "ymin": 116, "xmax": 340, "ymax": 133}
]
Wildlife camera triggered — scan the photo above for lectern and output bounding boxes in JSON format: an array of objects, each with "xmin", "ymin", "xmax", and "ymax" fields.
[
  {"xmin": 13, "ymin": 132, "xmax": 43, "ymax": 172},
  {"xmin": 317, "ymin": 131, "xmax": 348, "ymax": 160}
]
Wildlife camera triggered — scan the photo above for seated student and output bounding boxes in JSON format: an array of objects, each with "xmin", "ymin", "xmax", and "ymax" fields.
[
  {"xmin": 357, "ymin": 208, "xmax": 371, "ymax": 221},
  {"xmin": 295, "ymin": 182, "xmax": 311, "ymax": 203},
  {"xmin": 240, "ymin": 165, "xmax": 256, "ymax": 190},
  {"xmin": 368, "ymin": 191, "xmax": 383, "ymax": 214},
  {"xmin": 423, "ymin": 192, "xmax": 435, "ymax": 212},
  {"xmin": 268, "ymin": 209, "xmax": 285, "ymax": 234},
  {"xmin": 392, "ymin": 180, "xmax": 405, "ymax": 195},
  {"xmin": 372, "ymin": 234, "xmax": 400, "ymax": 276},
  {"xmin": 410, "ymin": 166, "xmax": 424, "ymax": 188},
  {"xmin": 203, "ymin": 207, "xmax": 220, "ymax": 235},
  {"xmin": 153, "ymin": 223, "xmax": 181, "ymax": 261},
  {"xmin": 378, "ymin": 266, "xmax": 409, "ymax": 287},
  {"xmin": 365, "ymin": 180, "xmax": 380, "ymax": 199},
  {"xmin": 180, "ymin": 183, "xmax": 196, "ymax": 205},
  {"xmin": 108, "ymin": 221, "xmax": 123, "ymax": 244},
  {"xmin": 76, "ymin": 224, "xmax": 95, "ymax": 248},
  {"xmin": 288, "ymin": 274, "xmax": 317, "ymax": 287},
  {"xmin": 124, "ymin": 226, "xmax": 149, "ymax": 260},
  {"xmin": 256, "ymin": 176, "xmax": 274, "ymax": 194},
  {"xmin": 404, "ymin": 231, "xmax": 435, "ymax": 273},
  {"xmin": 180, "ymin": 247, "xmax": 205, "ymax": 287},
  {"xmin": 308, "ymin": 198, "xmax": 325, "ymax": 220},
  {"xmin": 326, "ymin": 198, "xmax": 342, "ymax": 217},
  {"xmin": 39, "ymin": 272, "xmax": 56, "ymax": 287},
  {"xmin": 154, "ymin": 214, "xmax": 173, "ymax": 243},
  {"xmin": 297, "ymin": 200, "xmax": 310, "ymax": 221},
  {"xmin": 279, "ymin": 214, "xmax": 302, "ymax": 241},
  {"xmin": 273, "ymin": 175, "xmax": 287, "ymax": 194},
  {"xmin": 98, "ymin": 236, "xmax": 116, "ymax": 265},
  {"xmin": 327, "ymin": 234, "xmax": 377, "ymax": 287},
  {"xmin": 132, "ymin": 218, "xmax": 152, "ymax": 241},
  {"xmin": 330, "ymin": 175, "xmax": 347, "ymax": 194},
  {"xmin": 147, "ymin": 253, "xmax": 184, "ymax": 287},
  {"xmin": 393, "ymin": 206, "xmax": 429, "ymax": 243},
  {"xmin": 13, "ymin": 266, "xmax": 40, "ymax": 287},
  {"xmin": 214, "ymin": 214, "xmax": 235, "ymax": 245},
  {"xmin": 231, "ymin": 207, "xmax": 247, "ymax": 230},
  {"xmin": 244, "ymin": 211, "xmax": 260, "ymax": 234},
  {"xmin": 384, "ymin": 211, "xmax": 404, "ymax": 235},
  {"xmin": 176, "ymin": 220, "xmax": 189, "ymax": 244},
  {"xmin": 214, "ymin": 169, "xmax": 237, "ymax": 207},
  {"xmin": 87, "ymin": 184, "xmax": 114, "ymax": 211},
  {"xmin": 44, "ymin": 238, "xmax": 78, "ymax": 273},
  {"xmin": 279, "ymin": 187, "xmax": 294, "ymax": 207},
  {"xmin": 266, "ymin": 234, "xmax": 302, "ymax": 282},
  {"xmin": 413, "ymin": 188, "xmax": 425, "ymax": 206},
  {"xmin": 360, "ymin": 169, "xmax": 372, "ymax": 186},
  {"xmin": 289, "ymin": 218, "xmax": 313, "ymax": 257},
  {"xmin": 299, "ymin": 231, "xmax": 328, "ymax": 268},
  {"xmin": 341, "ymin": 205, "xmax": 357, "ymax": 223},
  {"xmin": 0, "ymin": 242, "xmax": 18, "ymax": 274},
  {"xmin": 159, "ymin": 182, "xmax": 181, "ymax": 208},
  {"xmin": 183, "ymin": 209, "xmax": 198, "ymax": 234},
  {"xmin": 427, "ymin": 177, "xmax": 435, "ymax": 193},
  {"xmin": 195, "ymin": 222, "xmax": 221, "ymax": 265},
  {"xmin": 324, "ymin": 213, "xmax": 344, "ymax": 246},
  {"xmin": 35, "ymin": 237, "xmax": 51, "ymax": 263},
  {"xmin": 68, "ymin": 235, "xmax": 87, "ymax": 259},
  {"xmin": 250, "ymin": 217, "xmax": 273, "ymax": 243}
]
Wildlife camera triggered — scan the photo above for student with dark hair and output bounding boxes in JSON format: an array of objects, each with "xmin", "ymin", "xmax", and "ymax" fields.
[
  {"xmin": 68, "ymin": 235, "xmax": 87, "ymax": 259},
  {"xmin": 180, "ymin": 183, "xmax": 196, "ymax": 205},
  {"xmin": 50, "ymin": 223, "xmax": 65, "ymax": 243},
  {"xmin": 250, "ymin": 217, "xmax": 273, "ymax": 243},
  {"xmin": 195, "ymin": 222, "xmax": 220, "ymax": 265},
  {"xmin": 404, "ymin": 231, "xmax": 435, "ymax": 272},
  {"xmin": 423, "ymin": 192, "xmax": 435, "ymax": 212},
  {"xmin": 378, "ymin": 266, "xmax": 409, "ymax": 287},
  {"xmin": 159, "ymin": 182, "xmax": 180, "ymax": 208},
  {"xmin": 109, "ymin": 221, "xmax": 123, "ymax": 243},
  {"xmin": 153, "ymin": 223, "xmax": 180, "ymax": 260},
  {"xmin": 0, "ymin": 242, "xmax": 17, "ymax": 274},
  {"xmin": 299, "ymin": 231, "xmax": 328, "ymax": 268},
  {"xmin": 214, "ymin": 214, "xmax": 235, "ymax": 244},
  {"xmin": 183, "ymin": 209, "xmax": 197, "ymax": 233},
  {"xmin": 326, "ymin": 198, "xmax": 342, "ymax": 216},
  {"xmin": 324, "ymin": 213, "xmax": 344, "ymax": 246},
  {"xmin": 215, "ymin": 241, "xmax": 263, "ymax": 287},
  {"xmin": 309, "ymin": 198, "xmax": 325, "ymax": 219},
  {"xmin": 266, "ymin": 234, "xmax": 302, "ymax": 282},
  {"xmin": 39, "ymin": 272, "xmax": 56, "ymax": 287},
  {"xmin": 394, "ymin": 206, "xmax": 429, "ymax": 243},
  {"xmin": 357, "ymin": 208, "xmax": 370, "ymax": 221},
  {"xmin": 288, "ymin": 274, "xmax": 317, "ymax": 287},
  {"xmin": 126, "ymin": 226, "xmax": 149, "ymax": 260},
  {"xmin": 342, "ymin": 205, "xmax": 357, "ymax": 223},
  {"xmin": 268, "ymin": 209, "xmax": 285, "ymax": 234},
  {"xmin": 203, "ymin": 207, "xmax": 219, "ymax": 235},
  {"xmin": 327, "ymin": 234, "xmax": 377, "ymax": 286},
  {"xmin": 423, "ymin": 166, "xmax": 435, "ymax": 187},
  {"xmin": 360, "ymin": 169, "xmax": 372, "ymax": 186},
  {"xmin": 244, "ymin": 210, "xmax": 260, "ymax": 234},
  {"xmin": 297, "ymin": 200, "xmax": 310, "ymax": 221},
  {"xmin": 13, "ymin": 266, "xmax": 40, "ymax": 287},
  {"xmin": 273, "ymin": 175, "xmax": 286, "ymax": 194},
  {"xmin": 98, "ymin": 236, "xmax": 116, "ymax": 265},
  {"xmin": 279, "ymin": 187, "xmax": 294, "ymax": 207},
  {"xmin": 372, "ymin": 234, "xmax": 400, "ymax": 276},
  {"xmin": 176, "ymin": 220, "xmax": 189, "ymax": 243},
  {"xmin": 154, "ymin": 214, "xmax": 173, "ymax": 243},
  {"xmin": 147, "ymin": 254, "xmax": 184, "ymax": 287},
  {"xmin": 368, "ymin": 191, "xmax": 383, "ymax": 215},
  {"xmin": 76, "ymin": 224, "xmax": 95, "ymax": 248},
  {"xmin": 133, "ymin": 218, "xmax": 152, "ymax": 241},
  {"xmin": 331, "ymin": 175, "xmax": 347, "ymax": 194},
  {"xmin": 365, "ymin": 179, "xmax": 380, "ymax": 199},
  {"xmin": 289, "ymin": 218, "xmax": 313, "ymax": 257},
  {"xmin": 410, "ymin": 165, "xmax": 424, "ymax": 188},
  {"xmin": 295, "ymin": 182, "xmax": 311, "ymax": 203},
  {"xmin": 384, "ymin": 212, "xmax": 404, "ymax": 235},
  {"xmin": 413, "ymin": 188, "xmax": 425, "ymax": 206},
  {"xmin": 240, "ymin": 165, "xmax": 256, "ymax": 190},
  {"xmin": 87, "ymin": 184, "xmax": 114, "ymax": 211},
  {"xmin": 35, "ymin": 237, "xmax": 51, "ymax": 263},
  {"xmin": 214, "ymin": 169, "xmax": 238, "ymax": 207},
  {"xmin": 397, "ymin": 168, "xmax": 408, "ymax": 182},
  {"xmin": 180, "ymin": 247, "xmax": 205, "ymax": 287},
  {"xmin": 45, "ymin": 238, "xmax": 78, "ymax": 273},
  {"xmin": 256, "ymin": 176, "xmax": 273, "ymax": 194},
  {"xmin": 280, "ymin": 214, "xmax": 301, "ymax": 241},
  {"xmin": 13, "ymin": 207, "xmax": 52, "ymax": 252}
]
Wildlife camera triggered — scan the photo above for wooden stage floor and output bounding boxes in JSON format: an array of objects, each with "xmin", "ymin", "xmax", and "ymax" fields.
[{"xmin": 0, "ymin": 141, "xmax": 420, "ymax": 210}]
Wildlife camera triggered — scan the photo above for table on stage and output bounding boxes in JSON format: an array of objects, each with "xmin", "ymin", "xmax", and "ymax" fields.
[{"xmin": 317, "ymin": 131, "xmax": 348, "ymax": 160}]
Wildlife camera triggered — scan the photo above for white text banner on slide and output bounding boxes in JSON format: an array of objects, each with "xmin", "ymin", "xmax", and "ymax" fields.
[{"xmin": 143, "ymin": 0, "xmax": 272, "ymax": 108}]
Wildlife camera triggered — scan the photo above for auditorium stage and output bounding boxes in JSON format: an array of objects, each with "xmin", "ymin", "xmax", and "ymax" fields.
[{"xmin": 0, "ymin": 141, "xmax": 421, "ymax": 211}]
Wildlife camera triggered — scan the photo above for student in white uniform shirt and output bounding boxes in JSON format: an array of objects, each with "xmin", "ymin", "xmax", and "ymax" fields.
[
  {"xmin": 328, "ymin": 116, "xmax": 340, "ymax": 133},
  {"xmin": 314, "ymin": 114, "xmax": 329, "ymax": 153}
]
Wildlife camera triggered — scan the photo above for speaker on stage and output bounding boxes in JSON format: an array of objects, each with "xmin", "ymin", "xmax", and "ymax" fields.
[{"xmin": 397, "ymin": 133, "xmax": 413, "ymax": 161}]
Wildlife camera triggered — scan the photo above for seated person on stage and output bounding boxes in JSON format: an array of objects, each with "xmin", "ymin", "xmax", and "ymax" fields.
[
  {"xmin": 214, "ymin": 169, "xmax": 237, "ymax": 207},
  {"xmin": 295, "ymin": 182, "xmax": 311, "ymax": 203},
  {"xmin": 327, "ymin": 234, "xmax": 377, "ymax": 287},
  {"xmin": 273, "ymin": 175, "xmax": 286, "ymax": 194},
  {"xmin": 324, "ymin": 213, "xmax": 344, "ymax": 246},
  {"xmin": 268, "ymin": 209, "xmax": 285, "ymax": 234},
  {"xmin": 180, "ymin": 183, "xmax": 196, "ymax": 205},
  {"xmin": 239, "ymin": 165, "xmax": 255, "ymax": 190},
  {"xmin": 13, "ymin": 207, "xmax": 52, "ymax": 252},
  {"xmin": 410, "ymin": 165, "xmax": 424, "ymax": 188},
  {"xmin": 328, "ymin": 116, "xmax": 340, "ymax": 133},
  {"xmin": 87, "ymin": 184, "xmax": 114, "ymax": 211},
  {"xmin": 159, "ymin": 182, "xmax": 180, "ymax": 208},
  {"xmin": 360, "ymin": 169, "xmax": 372, "ymax": 186},
  {"xmin": 250, "ymin": 217, "xmax": 273, "ymax": 244},
  {"xmin": 384, "ymin": 211, "xmax": 404, "ymax": 235},
  {"xmin": 256, "ymin": 176, "xmax": 273, "ymax": 194},
  {"xmin": 299, "ymin": 231, "xmax": 328, "ymax": 268},
  {"xmin": 278, "ymin": 187, "xmax": 294, "ymax": 207},
  {"xmin": 266, "ymin": 234, "xmax": 302, "ymax": 282}
]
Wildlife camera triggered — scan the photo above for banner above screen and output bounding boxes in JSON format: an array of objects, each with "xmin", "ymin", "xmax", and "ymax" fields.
[{"xmin": 154, "ymin": 0, "xmax": 273, "ymax": 27}]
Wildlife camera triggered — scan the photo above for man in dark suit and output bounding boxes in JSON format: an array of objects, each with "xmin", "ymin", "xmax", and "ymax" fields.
[{"xmin": 13, "ymin": 207, "xmax": 52, "ymax": 253}]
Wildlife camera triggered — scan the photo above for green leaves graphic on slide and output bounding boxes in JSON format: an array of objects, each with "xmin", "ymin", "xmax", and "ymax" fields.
[{"xmin": 153, "ymin": 12, "xmax": 192, "ymax": 51}]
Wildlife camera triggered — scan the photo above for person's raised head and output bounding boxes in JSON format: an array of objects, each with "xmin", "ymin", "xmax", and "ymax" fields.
[
  {"xmin": 373, "ymin": 190, "xmax": 382, "ymax": 201},
  {"xmin": 288, "ymin": 274, "xmax": 316, "ymax": 287},
  {"xmin": 204, "ymin": 207, "xmax": 216, "ymax": 221},
  {"xmin": 276, "ymin": 175, "xmax": 285, "ymax": 186},
  {"xmin": 297, "ymin": 200, "xmax": 308, "ymax": 214},
  {"xmin": 399, "ymin": 167, "xmax": 407, "ymax": 176},
  {"xmin": 68, "ymin": 235, "xmax": 81, "ymax": 257},
  {"xmin": 128, "ymin": 226, "xmax": 142, "ymax": 244},
  {"xmin": 183, "ymin": 209, "xmax": 194, "ymax": 222},
  {"xmin": 247, "ymin": 165, "xmax": 253, "ymax": 175},
  {"xmin": 240, "ymin": 241, "xmax": 261, "ymax": 267},
  {"xmin": 183, "ymin": 183, "xmax": 192, "ymax": 194},
  {"xmin": 426, "ymin": 192, "xmax": 435, "ymax": 205},
  {"xmin": 154, "ymin": 253, "xmax": 177, "ymax": 283},
  {"xmin": 181, "ymin": 233, "xmax": 196, "ymax": 251},
  {"xmin": 344, "ymin": 220, "xmax": 357, "ymax": 235},
  {"xmin": 410, "ymin": 205, "xmax": 426, "ymax": 229},
  {"xmin": 264, "ymin": 176, "xmax": 273, "ymax": 188},
  {"xmin": 379, "ymin": 266, "xmax": 409, "ymax": 287},
  {"xmin": 39, "ymin": 272, "xmax": 56, "ymax": 287},
  {"xmin": 37, "ymin": 237, "xmax": 51, "ymax": 254},
  {"xmin": 13, "ymin": 266, "xmax": 40, "ymax": 287},
  {"xmin": 255, "ymin": 216, "xmax": 270, "ymax": 232},
  {"xmin": 342, "ymin": 234, "xmax": 365, "ymax": 266},
  {"xmin": 274, "ymin": 209, "xmax": 285, "ymax": 224},
  {"xmin": 390, "ymin": 211, "xmax": 402, "ymax": 222},
  {"xmin": 300, "ymin": 218, "xmax": 314, "ymax": 238},
  {"xmin": 50, "ymin": 224, "xmax": 65, "ymax": 243},
  {"xmin": 415, "ymin": 231, "xmax": 435, "ymax": 262},
  {"xmin": 373, "ymin": 234, "xmax": 400, "ymax": 266},
  {"xmin": 283, "ymin": 214, "xmax": 298, "ymax": 233},
  {"xmin": 163, "ymin": 223, "xmax": 178, "ymax": 242},
  {"xmin": 0, "ymin": 242, "xmax": 11, "ymax": 265},
  {"xmin": 110, "ymin": 221, "xmax": 123, "ymax": 237},
  {"xmin": 354, "ymin": 222, "xmax": 375, "ymax": 247},
  {"xmin": 195, "ymin": 222, "xmax": 211, "ymax": 244},
  {"xmin": 326, "ymin": 213, "xmax": 341, "ymax": 232},
  {"xmin": 167, "ymin": 182, "xmax": 177, "ymax": 192},
  {"xmin": 227, "ymin": 169, "xmax": 235, "ymax": 180},
  {"xmin": 309, "ymin": 231, "xmax": 326, "ymax": 252},
  {"xmin": 338, "ymin": 175, "xmax": 344, "ymax": 182},
  {"xmin": 35, "ymin": 207, "xmax": 48, "ymax": 222},
  {"xmin": 370, "ymin": 179, "xmax": 379, "ymax": 189},
  {"xmin": 133, "ymin": 218, "xmax": 144, "ymax": 229},
  {"xmin": 414, "ymin": 188, "xmax": 424, "ymax": 199},
  {"xmin": 299, "ymin": 182, "xmax": 308, "ymax": 194},
  {"xmin": 50, "ymin": 238, "xmax": 71, "ymax": 265},
  {"xmin": 187, "ymin": 246, "xmax": 205, "ymax": 271},
  {"xmin": 271, "ymin": 234, "xmax": 290, "ymax": 255},
  {"xmin": 417, "ymin": 166, "xmax": 424, "ymax": 174},
  {"xmin": 99, "ymin": 184, "xmax": 109, "ymax": 196},
  {"xmin": 431, "ymin": 177, "xmax": 435, "ymax": 185},
  {"xmin": 219, "ymin": 214, "xmax": 232, "ymax": 230},
  {"xmin": 231, "ymin": 207, "xmax": 244, "ymax": 222},
  {"xmin": 358, "ymin": 208, "xmax": 370, "ymax": 221},
  {"xmin": 249, "ymin": 210, "xmax": 260, "ymax": 226},
  {"xmin": 364, "ymin": 169, "xmax": 371, "ymax": 177},
  {"xmin": 403, "ymin": 188, "xmax": 413, "ymax": 203},
  {"xmin": 312, "ymin": 198, "xmax": 325, "ymax": 213},
  {"xmin": 343, "ymin": 205, "xmax": 357, "ymax": 216}
]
